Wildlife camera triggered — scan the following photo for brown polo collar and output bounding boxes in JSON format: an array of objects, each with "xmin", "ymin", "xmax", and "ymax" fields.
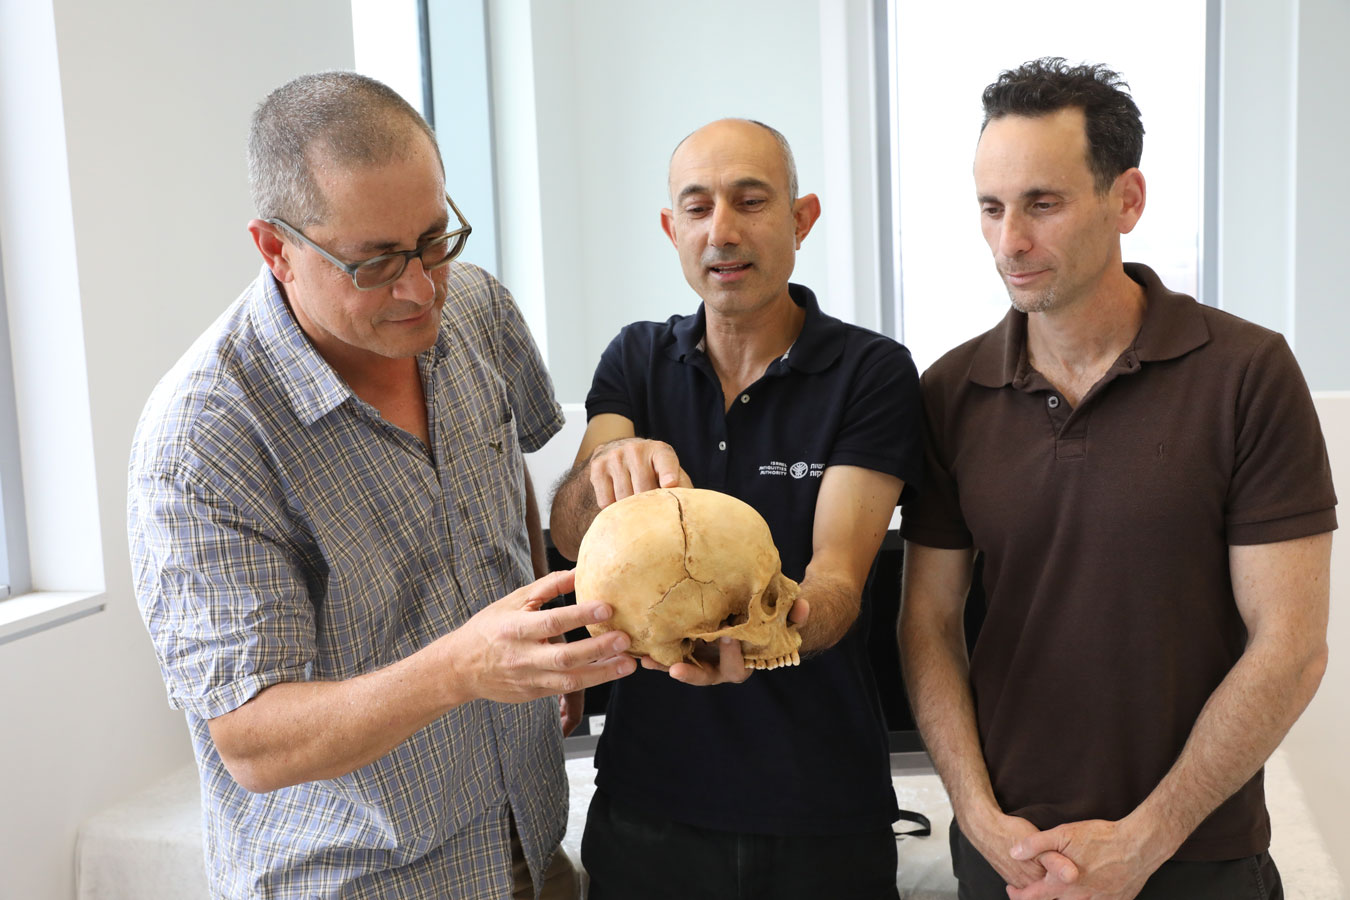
[{"xmin": 967, "ymin": 263, "xmax": 1213, "ymax": 389}]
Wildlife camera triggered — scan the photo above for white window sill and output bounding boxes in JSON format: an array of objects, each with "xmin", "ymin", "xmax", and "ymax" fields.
[{"xmin": 0, "ymin": 590, "xmax": 105, "ymax": 646}]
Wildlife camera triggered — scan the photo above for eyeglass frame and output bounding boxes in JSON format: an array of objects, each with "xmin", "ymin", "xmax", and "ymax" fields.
[{"xmin": 265, "ymin": 194, "xmax": 472, "ymax": 291}]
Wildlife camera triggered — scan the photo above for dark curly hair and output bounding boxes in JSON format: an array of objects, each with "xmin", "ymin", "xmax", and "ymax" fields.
[{"xmin": 981, "ymin": 57, "xmax": 1144, "ymax": 194}]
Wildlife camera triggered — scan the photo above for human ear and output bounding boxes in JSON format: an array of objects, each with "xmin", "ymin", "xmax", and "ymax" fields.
[
  {"xmin": 791, "ymin": 193, "xmax": 822, "ymax": 249},
  {"xmin": 1115, "ymin": 170, "xmax": 1146, "ymax": 235},
  {"xmin": 247, "ymin": 219, "xmax": 295, "ymax": 282},
  {"xmin": 660, "ymin": 208, "xmax": 680, "ymax": 248}
]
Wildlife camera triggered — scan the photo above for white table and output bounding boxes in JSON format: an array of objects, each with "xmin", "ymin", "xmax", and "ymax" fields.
[{"xmin": 76, "ymin": 747, "xmax": 1342, "ymax": 899}]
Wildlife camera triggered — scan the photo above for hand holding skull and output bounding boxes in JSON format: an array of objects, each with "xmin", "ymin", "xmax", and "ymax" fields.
[{"xmin": 450, "ymin": 569, "xmax": 637, "ymax": 703}]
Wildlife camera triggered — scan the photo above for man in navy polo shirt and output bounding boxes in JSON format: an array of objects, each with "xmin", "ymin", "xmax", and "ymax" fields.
[{"xmin": 550, "ymin": 118, "xmax": 924, "ymax": 899}]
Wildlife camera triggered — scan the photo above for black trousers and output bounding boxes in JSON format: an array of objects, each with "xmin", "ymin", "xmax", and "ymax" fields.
[
  {"xmin": 950, "ymin": 819, "xmax": 1283, "ymax": 900},
  {"xmin": 581, "ymin": 788, "xmax": 900, "ymax": 900}
]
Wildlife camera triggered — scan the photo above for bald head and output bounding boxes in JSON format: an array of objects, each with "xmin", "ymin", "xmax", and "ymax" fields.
[{"xmin": 669, "ymin": 119, "xmax": 798, "ymax": 204}]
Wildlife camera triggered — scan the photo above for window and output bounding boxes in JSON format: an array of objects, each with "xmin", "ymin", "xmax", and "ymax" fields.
[
  {"xmin": 352, "ymin": 0, "xmax": 500, "ymax": 277},
  {"xmin": 0, "ymin": 254, "xmax": 31, "ymax": 600},
  {"xmin": 885, "ymin": 0, "xmax": 1211, "ymax": 371}
]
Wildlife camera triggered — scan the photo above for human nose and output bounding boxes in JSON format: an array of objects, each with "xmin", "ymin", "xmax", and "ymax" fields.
[
  {"xmin": 996, "ymin": 208, "xmax": 1033, "ymax": 258},
  {"xmin": 390, "ymin": 255, "xmax": 436, "ymax": 303},
  {"xmin": 707, "ymin": 204, "xmax": 741, "ymax": 248}
]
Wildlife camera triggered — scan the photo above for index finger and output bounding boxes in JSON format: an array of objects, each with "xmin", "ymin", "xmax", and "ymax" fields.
[
  {"xmin": 651, "ymin": 445, "xmax": 685, "ymax": 489},
  {"xmin": 514, "ymin": 569, "xmax": 576, "ymax": 610},
  {"xmin": 522, "ymin": 598, "xmax": 620, "ymax": 642}
]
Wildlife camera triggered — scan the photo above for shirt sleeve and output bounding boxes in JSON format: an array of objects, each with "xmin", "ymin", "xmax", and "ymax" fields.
[
  {"xmin": 898, "ymin": 368, "xmax": 975, "ymax": 550},
  {"xmin": 130, "ymin": 467, "xmax": 316, "ymax": 719},
  {"xmin": 585, "ymin": 329, "xmax": 637, "ymax": 421},
  {"xmin": 1225, "ymin": 333, "xmax": 1338, "ymax": 544},
  {"xmin": 486, "ymin": 275, "xmax": 565, "ymax": 453},
  {"xmin": 827, "ymin": 341, "xmax": 925, "ymax": 500}
]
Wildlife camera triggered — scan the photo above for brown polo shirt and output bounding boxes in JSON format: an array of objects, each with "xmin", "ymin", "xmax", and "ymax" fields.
[{"xmin": 901, "ymin": 263, "xmax": 1337, "ymax": 861}]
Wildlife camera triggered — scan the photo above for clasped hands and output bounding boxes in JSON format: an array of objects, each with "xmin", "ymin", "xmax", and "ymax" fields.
[{"xmin": 971, "ymin": 810, "xmax": 1164, "ymax": 900}]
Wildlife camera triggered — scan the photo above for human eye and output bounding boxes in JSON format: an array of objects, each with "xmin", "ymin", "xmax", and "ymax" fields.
[
  {"xmin": 353, "ymin": 254, "xmax": 404, "ymax": 289},
  {"xmin": 419, "ymin": 233, "xmax": 457, "ymax": 269},
  {"xmin": 682, "ymin": 203, "xmax": 710, "ymax": 217},
  {"xmin": 980, "ymin": 203, "xmax": 1003, "ymax": 218}
]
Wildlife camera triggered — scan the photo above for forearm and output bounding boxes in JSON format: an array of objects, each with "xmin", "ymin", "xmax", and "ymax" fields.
[
  {"xmin": 1125, "ymin": 636, "xmax": 1328, "ymax": 863},
  {"xmin": 547, "ymin": 463, "xmax": 599, "ymax": 561},
  {"xmin": 900, "ymin": 604, "xmax": 1001, "ymax": 825},
  {"xmin": 794, "ymin": 567, "xmax": 860, "ymax": 654},
  {"xmin": 211, "ymin": 633, "xmax": 473, "ymax": 793}
]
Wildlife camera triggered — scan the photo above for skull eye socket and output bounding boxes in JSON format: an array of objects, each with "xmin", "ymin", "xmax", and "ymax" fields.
[
  {"xmin": 759, "ymin": 581, "xmax": 781, "ymax": 612},
  {"xmin": 719, "ymin": 612, "xmax": 747, "ymax": 628}
]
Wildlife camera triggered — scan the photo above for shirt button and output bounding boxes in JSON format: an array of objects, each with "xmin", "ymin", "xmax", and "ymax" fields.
[
  {"xmin": 1047, "ymin": 395, "xmax": 1061, "ymax": 409},
  {"xmin": 718, "ymin": 441, "xmax": 727, "ymax": 451},
  {"xmin": 740, "ymin": 394, "xmax": 750, "ymax": 404}
]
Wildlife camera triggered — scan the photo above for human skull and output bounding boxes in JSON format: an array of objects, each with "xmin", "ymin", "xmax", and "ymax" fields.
[{"xmin": 575, "ymin": 487, "xmax": 801, "ymax": 670}]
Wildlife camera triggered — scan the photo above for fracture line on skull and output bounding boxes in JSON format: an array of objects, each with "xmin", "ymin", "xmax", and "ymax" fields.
[{"xmin": 672, "ymin": 491, "xmax": 712, "ymax": 619}]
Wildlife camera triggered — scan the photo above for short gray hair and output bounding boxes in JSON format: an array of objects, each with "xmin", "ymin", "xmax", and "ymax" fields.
[
  {"xmin": 247, "ymin": 71, "xmax": 441, "ymax": 227},
  {"xmin": 670, "ymin": 118, "xmax": 799, "ymax": 203}
]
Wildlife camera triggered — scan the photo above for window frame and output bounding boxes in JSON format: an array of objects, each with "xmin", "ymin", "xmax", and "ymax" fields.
[{"xmin": 0, "ymin": 252, "xmax": 31, "ymax": 601}]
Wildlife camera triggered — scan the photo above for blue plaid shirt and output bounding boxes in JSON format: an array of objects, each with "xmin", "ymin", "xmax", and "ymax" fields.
[{"xmin": 128, "ymin": 264, "xmax": 566, "ymax": 899}]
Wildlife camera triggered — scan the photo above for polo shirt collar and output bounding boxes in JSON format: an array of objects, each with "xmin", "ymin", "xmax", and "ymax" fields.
[
  {"xmin": 968, "ymin": 262, "xmax": 1211, "ymax": 388},
  {"xmin": 667, "ymin": 282, "xmax": 847, "ymax": 374}
]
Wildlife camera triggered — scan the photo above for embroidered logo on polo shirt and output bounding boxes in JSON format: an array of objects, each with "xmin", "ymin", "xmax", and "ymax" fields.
[{"xmin": 757, "ymin": 460, "xmax": 824, "ymax": 479}]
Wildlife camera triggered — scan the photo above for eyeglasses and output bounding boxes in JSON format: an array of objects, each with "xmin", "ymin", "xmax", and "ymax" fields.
[{"xmin": 266, "ymin": 194, "xmax": 472, "ymax": 291}]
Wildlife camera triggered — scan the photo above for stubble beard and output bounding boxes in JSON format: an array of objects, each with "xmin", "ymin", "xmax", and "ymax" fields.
[{"xmin": 1008, "ymin": 283, "xmax": 1057, "ymax": 314}]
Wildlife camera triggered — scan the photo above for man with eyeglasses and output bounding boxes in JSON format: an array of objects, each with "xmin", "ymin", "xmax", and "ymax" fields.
[{"xmin": 127, "ymin": 71, "xmax": 633, "ymax": 900}]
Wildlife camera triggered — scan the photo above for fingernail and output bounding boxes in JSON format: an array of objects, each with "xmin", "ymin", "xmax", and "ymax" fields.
[
  {"xmin": 592, "ymin": 604, "xmax": 611, "ymax": 622},
  {"xmin": 721, "ymin": 636, "xmax": 734, "ymax": 645},
  {"xmin": 1010, "ymin": 844, "xmax": 1025, "ymax": 859},
  {"xmin": 613, "ymin": 633, "xmax": 630, "ymax": 651}
]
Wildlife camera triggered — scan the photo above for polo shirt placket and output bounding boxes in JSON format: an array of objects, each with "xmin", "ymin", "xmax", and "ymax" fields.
[{"xmin": 1013, "ymin": 351, "xmax": 1143, "ymax": 461}]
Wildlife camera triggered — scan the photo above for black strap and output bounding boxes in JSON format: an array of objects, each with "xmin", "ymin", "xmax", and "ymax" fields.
[{"xmin": 892, "ymin": 809, "xmax": 932, "ymax": 838}]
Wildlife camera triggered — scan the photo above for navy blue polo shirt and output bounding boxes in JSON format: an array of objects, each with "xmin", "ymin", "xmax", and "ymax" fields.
[{"xmin": 585, "ymin": 283, "xmax": 923, "ymax": 835}]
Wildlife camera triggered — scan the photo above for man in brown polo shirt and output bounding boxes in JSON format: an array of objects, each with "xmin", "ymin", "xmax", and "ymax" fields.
[{"xmin": 899, "ymin": 58, "xmax": 1337, "ymax": 900}]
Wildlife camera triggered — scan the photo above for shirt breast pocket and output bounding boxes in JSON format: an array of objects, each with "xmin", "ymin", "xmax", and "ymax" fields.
[{"xmin": 456, "ymin": 395, "xmax": 527, "ymax": 548}]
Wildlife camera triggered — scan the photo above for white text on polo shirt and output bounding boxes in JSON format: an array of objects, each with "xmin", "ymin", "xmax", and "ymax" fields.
[{"xmin": 758, "ymin": 461, "xmax": 825, "ymax": 479}]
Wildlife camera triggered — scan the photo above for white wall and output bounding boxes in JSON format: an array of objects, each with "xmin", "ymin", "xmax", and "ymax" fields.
[
  {"xmin": 1218, "ymin": 0, "xmax": 1350, "ymax": 393},
  {"xmin": 490, "ymin": 0, "xmax": 847, "ymax": 404},
  {"xmin": 0, "ymin": 3, "xmax": 354, "ymax": 899},
  {"xmin": 1289, "ymin": 0, "xmax": 1350, "ymax": 391}
]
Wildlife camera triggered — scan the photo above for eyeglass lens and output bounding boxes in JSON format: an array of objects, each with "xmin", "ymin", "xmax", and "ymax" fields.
[{"xmin": 352, "ymin": 231, "xmax": 467, "ymax": 289}]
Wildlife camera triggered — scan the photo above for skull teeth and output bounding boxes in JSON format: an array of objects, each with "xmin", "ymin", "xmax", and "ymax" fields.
[{"xmin": 747, "ymin": 650, "xmax": 801, "ymax": 671}]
